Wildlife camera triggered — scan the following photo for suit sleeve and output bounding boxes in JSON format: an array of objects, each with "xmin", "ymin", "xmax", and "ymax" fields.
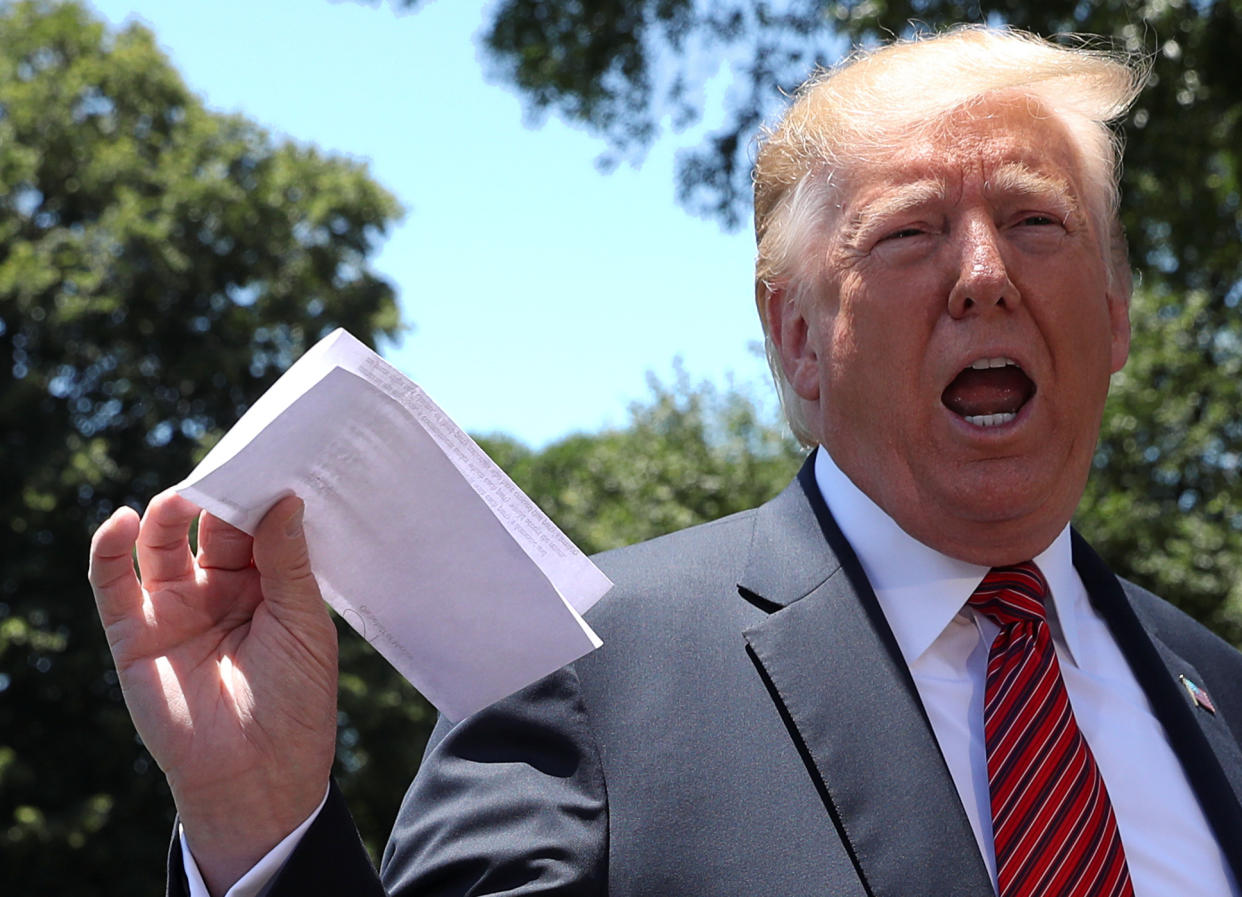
[{"xmin": 378, "ymin": 665, "xmax": 609, "ymax": 896}]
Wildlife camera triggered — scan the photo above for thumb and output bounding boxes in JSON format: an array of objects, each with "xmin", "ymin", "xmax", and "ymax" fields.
[{"xmin": 252, "ymin": 496, "xmax": 324, "ymax": 617}]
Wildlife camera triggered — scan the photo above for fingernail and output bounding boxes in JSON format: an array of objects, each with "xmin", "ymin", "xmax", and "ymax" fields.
[{"xmin": 284, "ymin": 503, "xmax": 304, "ymax": 539}]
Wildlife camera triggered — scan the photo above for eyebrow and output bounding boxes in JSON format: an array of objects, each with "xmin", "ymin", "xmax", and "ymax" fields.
[
  {"xmin": 840, "ymin": 179, "xmax": 949, "ymax": 247},
  {"xmin": 985, "ymin": 162, "xmax": 1080, "ymax": 216},
  {"xmin": 839, "ymin": 162, "xmax": 1083, "ymax": 249}
]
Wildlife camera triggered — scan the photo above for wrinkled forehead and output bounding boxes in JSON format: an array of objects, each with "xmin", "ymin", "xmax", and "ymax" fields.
[
  {"xmin": 929, "ymin": 94, "xmax": 1083, "ymax": 165},
  {"xmin": 852, "ymin": 94, "xmax": 1085, "ymax": 189},
  {"xmin": 829, "ymin": 95, "xmax": 1091, "ymax": 220}
]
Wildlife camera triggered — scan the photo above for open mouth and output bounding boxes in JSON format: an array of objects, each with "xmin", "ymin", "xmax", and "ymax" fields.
[{"xmin": 941, "ymin": 357, "xmax": 1036, "ymax": 428}]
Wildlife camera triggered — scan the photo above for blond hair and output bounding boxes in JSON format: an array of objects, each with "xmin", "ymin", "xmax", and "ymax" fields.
[{"xmin": 754, "ymin": 26, "xmax": 1149, "ymax": 444}]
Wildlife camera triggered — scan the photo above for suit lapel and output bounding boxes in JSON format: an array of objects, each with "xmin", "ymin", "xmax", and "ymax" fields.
[
  {"xmin": 733, "ymin": 464, "xmax": 1242, "ymax": 891},
  {"xmin": 1073, "ymin": 533, "xmax": 1242, "ymax": 883},
  {"xmin": 740, "ymin": 462, "xmax": 993, "ymax": 897}
]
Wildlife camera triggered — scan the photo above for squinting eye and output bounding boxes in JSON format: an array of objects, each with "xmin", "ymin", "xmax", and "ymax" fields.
[
  {"xmin": 1019, "ymin": 214, "xmax": 1060, "ymax": 227},
  {"xmin": 884, "ymin": 227, "xmax": 925, "ymax": 240}
]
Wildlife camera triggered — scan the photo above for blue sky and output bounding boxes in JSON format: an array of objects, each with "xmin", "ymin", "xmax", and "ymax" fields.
[{"xmin": 86, "ymin": 0, "xmax": 775, "ymax": 447}]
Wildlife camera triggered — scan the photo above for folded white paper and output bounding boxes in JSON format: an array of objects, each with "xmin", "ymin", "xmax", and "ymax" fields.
[{"xmin": 175, "ymin": 329, "xmax": 610, "ymax": 721}]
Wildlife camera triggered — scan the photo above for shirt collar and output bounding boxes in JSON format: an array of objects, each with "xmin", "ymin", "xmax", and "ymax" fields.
[{"xmin": 812, "ymin": 446, "xmax": 1086, "ymax": 667}]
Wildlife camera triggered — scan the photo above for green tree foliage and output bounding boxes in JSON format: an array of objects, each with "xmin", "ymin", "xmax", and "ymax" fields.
[
  {"xmin": 1080, "ymin": 286, "xmax": 1242, "ymax": 643},
  {"xmin": 468, "ymin": 0, "xmax": 1242, "ymax": 639},
  {"xmin": 0, "ymin": 1, "xmax": 401, "ymax": 891},
  {"xmin": 480, "ymin": 366, "xmax": 804, "ymax": 555}
]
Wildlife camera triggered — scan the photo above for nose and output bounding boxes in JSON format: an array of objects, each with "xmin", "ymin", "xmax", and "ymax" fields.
[{"xmin": 947, "ymin": 220, "xmax": 1019, "ymax": 318}]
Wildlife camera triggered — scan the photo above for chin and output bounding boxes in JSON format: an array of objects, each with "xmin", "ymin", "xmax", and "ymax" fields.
[
  {"xmin": 940, "ymin": 487, "xmax": 1076, "ymax": 558},
  {"xmin": 956, "ymin": 450, "xmax": 1085, "ymax": 505}
]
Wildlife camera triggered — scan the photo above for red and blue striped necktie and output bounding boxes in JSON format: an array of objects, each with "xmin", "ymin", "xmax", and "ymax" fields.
[{"xmin": 969, "ymin": 563, "xmax": 1135, "ymax": 897}]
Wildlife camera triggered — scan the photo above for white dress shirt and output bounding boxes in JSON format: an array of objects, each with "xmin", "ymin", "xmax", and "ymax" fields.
[
  {"xmin": 181, "ymin": 787, "xmax": 327, "ymax": 897},
  {"xmin": 185, "ymin": 450, "xmax": 1238, "ymax": 896},
  {"xmin": 814, "ymin": 446, "xmax": 1237, "ymax": 895}
]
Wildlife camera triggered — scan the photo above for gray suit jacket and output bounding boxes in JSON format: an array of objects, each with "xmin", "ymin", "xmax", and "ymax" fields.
[{"xmin": 170, "ymin": 460, "xmax": 1242, "ymax": 895}]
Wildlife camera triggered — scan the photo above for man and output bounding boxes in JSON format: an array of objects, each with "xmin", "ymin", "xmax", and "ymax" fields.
[{"xmin": 89, "ymin": 26, "xmax": 1242, "ymax": 897}]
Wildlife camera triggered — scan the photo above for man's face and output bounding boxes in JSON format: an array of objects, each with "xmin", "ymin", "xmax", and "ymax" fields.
[{"xmin": 778, "ymin": 98, "xmax": 1130, "ymax": 565}]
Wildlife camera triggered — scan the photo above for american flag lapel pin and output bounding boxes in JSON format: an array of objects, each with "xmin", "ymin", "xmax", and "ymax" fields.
[{"xmin": 1180, "ymin": 675, "xmax": 1217, "ymax": 714}]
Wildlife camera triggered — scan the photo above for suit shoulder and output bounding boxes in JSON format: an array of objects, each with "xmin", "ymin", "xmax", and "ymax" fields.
[
  {"xmin": 591, "ymin": 508, "xmax": 759, "ymax": 592},
  {"xmin": 1121, "ymin": 577, "xmax": 1242, "ymax": 673},
  {"xmin": 582, "ymin": 509, "xmax": 760, "ymax": 632}
]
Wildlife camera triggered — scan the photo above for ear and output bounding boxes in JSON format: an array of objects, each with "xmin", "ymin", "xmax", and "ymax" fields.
[
  {"xmin": 1105, "ymin": 224, "xmax": 1132, "ymax": 375},
  {"xmin": 763, "ymin": 283, "xmax": 821, "ymax": 401},
  {"xmin": 1106, "ymin": 285, "xmax": 1130, "ymax": 374}
]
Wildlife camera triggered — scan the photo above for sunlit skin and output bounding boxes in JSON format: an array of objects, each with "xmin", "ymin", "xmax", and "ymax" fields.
[
  {"xmin": 87, "ymin": 492, "xmax": 338, "ymax": 896},
  {"xmin": 768, "ymin": 96, "xmax": 1131, "ymax": 565}
]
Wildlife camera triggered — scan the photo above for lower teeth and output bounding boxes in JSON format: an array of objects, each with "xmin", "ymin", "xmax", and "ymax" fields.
[{"xmin": 964, "ymin": 412, "xmax": 1016, "ymax": 427}]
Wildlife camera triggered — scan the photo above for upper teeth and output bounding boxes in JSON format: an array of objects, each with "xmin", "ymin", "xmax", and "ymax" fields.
[{"xmin": 970, "ymin": 357, "xmax": 1018, "ymax": 370}]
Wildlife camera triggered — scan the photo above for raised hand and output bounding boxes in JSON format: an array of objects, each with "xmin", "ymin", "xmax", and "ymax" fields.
[{"xmin": 88, "ymin": 490, "xmax": 339, "ymax": 895}]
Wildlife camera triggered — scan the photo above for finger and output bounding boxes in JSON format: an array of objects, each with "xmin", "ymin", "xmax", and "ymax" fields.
[
  {"xmin": 88, "ymin": 506, "xmax": 143, "ymax": 628},
  {"xmin": 196, "ymin": 510, "xmax": 255, "ymax": 572},
  {"xmin": 134, "ymin": 489, "xmax": 200, "ymax": 586},
  {"xmin": 251, "ymin": 496, "xmax": 325, "ymax": 617}
]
